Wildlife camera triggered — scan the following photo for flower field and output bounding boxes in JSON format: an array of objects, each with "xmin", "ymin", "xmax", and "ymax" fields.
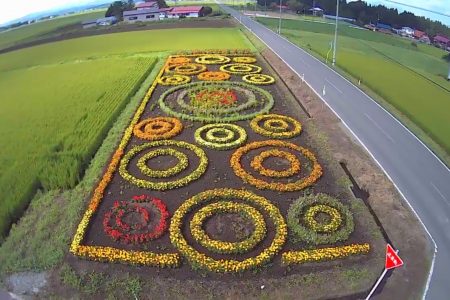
[{"xmin": 71, "ymin": 51, "xmax": 382, "ymax": 278}]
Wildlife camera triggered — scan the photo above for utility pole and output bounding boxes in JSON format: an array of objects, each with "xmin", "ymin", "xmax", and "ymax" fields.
[
  {"xmin": 278, "ymin": 0, "xmax": 282, "ymax": 34},
  {"xmin": 332, "ymin": 0, "xmax": 339, "ymax": 66}
]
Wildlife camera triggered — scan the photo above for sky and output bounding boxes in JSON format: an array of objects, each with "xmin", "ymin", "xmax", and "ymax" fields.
[{"xmin": 0, "ymin": 0, "xmax": 449, "ymax": 25}]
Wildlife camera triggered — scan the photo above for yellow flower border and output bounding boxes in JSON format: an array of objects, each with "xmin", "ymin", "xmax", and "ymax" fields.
[
  {"xmin": 219, "ymin": 63, "xmax": 262, "ymax": 74},
  {"xmin": 233, "ymin": 56, "xmax": 257, "ymax": 63},
  {"xmin": 197, "ymin": 71, "xmax": 231, "ymax": 81},
  {"xmin": 281, "ymin": 244, "xmax": 370, "ymax": 265},
  {"xmin": 242, "ymin": 74, "xmax": 275, "ymax": 85},
  {"xmin": 195, "ymin": 54, "xmax": 231, "ymax": 64},
  {"xmin": 157, "ymin": 74, "xmax": 191, "ymax": 86}
]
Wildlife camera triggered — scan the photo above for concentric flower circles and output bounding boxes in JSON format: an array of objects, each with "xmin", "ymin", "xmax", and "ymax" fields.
[
  {"xmin": 158, "ymin": 74, "xmax": 191, "ymax": 86},
  {"xmin": 242, "ymin": 74, "xmax": 275, "ymax": 85},
  {"xmin": 195, "ymin": 54, "xmax": 231, "ymax": 64},
  {"xmin": 220, "ymin": 63, "xmax": 262, "ymax": 74},
  {"xmin": 119, "ymin": 140, "xmax": 208, "ymax": 190},
  {"xmin": 134, "ymin": 117, "xmax": 183, "ymax": 141},
  {"xmin": 250, "ymin": 114, "xmax": 302, "ymax": 139},
  {"xmin": 195, "ymin": 123, "xmax": 247, "ymax": 150},
  {"xmin": 137, "ymin": 148, "xmax": 188, "ymax": 178},
  {"xmin": 197, "ymin": 71, "xmax": 231, "ymax": 81},
  {"xmin": 250, "ymin": 149, "xmax": 301, "ymax": 178},
  {"xmin": 166, "ymin": 63, "xmax": 207, "ymax": 75},
  {"xmin": 230, "ymin": 140, "xmax": 322, "ymax": 192},
  {"xmin": 233, "ymin": 56, "xmax": 257, "ymax": 63},
  {"xmin": 170, "ymin": 188, "xmax": 287, "ymax": 273}
]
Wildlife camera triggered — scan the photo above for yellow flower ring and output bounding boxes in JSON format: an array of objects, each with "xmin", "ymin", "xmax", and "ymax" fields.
[
  {"xmin": 195, "ymin": 123, "xmax": 247, "ymax": 150},
  {"xmin": 166, "ymin": 63, "xmax": 207, "ymax": 75},
  {"xmin": 287, "ymin": 193, "xmax": 354, "ymax": 245},
  {"xmin": 242, "ymin": 74, "xmax": 275, "ymax": 85},
  {"xmin": 137, "ymin": 148, "xmax": 188, "ymax": 178},
  {"xmin": 220, "ymin": 63, "xmax": 262, "ymax": 75},
  {"xmin": 195, "ymin": 54, "xmax": 231, "ymax": 64},
  {"xmin": 119, "ymin": 140, "xmax": 208, "ymax": 190},
  {"xmin": 190, "ymin": 201, "xmax": 267, "ymax": 254},
  {"xmin": 250, "ymin": 114, "xmax": 302, "ymax": 139},
  {"xmin": 133, "ymin": 117, "xmax": 183, "ymax": 141},
  {"xmin": 197, "ymin": 71, "xmax": 231, "ymax": 81},
  {"xmin": 230, "ymin": 140, "xmax": 322, "ymax": 192},
  {"xmin": 168, "ymin": 56, "xmax": 191, "ymax": 65},
  {"xmin": 250, "ymin": 149, "xmax": 301, "ymax": 178},
  {"xmin": 233, "ymin": 56, "xmax": 257, "ymax": 63},
  {"xmin": 170, "ymin": 188, "xmax": 287, "ymax": 273},
  {"xmin": 158, "ymin": 74, "xmax": 191, "ymax": 86}
]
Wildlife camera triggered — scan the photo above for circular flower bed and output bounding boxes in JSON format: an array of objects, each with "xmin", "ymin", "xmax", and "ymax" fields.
[
  {"xmin": 133, "ymin": 117, "xmax": 183, "ymax": 141},
  {"xmin": 197, "ymin": 71, "xmax": 231, "ymax": 81},
  {"xmin": 168, "ymin": 56, "xmax": 191, "ymax": 65},
  {"xmin": 287, "ymin": 193, "xmax": 354, "ymax": 245},
  {"xmin": 242, "ymin": 74, "xmax": 275, "ymax": 85},
  {"xmin": 230, "ymin": 140, "xmax": 322, "ymax": 192},
  {"xmin": 250, "ymin": 114, "xmax": 302, "ymax": 139},
  {"xmin": 119, "ymin": 140, "xmax": 208, "ymax": 190},
  {"xmin": 250, "ymin": 149, "xmax": 300, "ymax": 178},
  {"xmin": 195, "ymin": 123, "xmax": 247, "ymax": 150},
  {"xmin": 233, "ymin": 56, "xmax": 257, "ymax": 63},
  {"xmin": 137, "ymin": 148, "xmax": 189, "ymax": 178},
  {"xmin": 103, "ymin": 195, "xmax": 169, "ymax": 244},
  {"xmin": 170, "ymin": 188, "xmax": 287, "ymax": 273},
  {"xmin": 158, "ymin": 81, "xmax": 274, "ymax": 122},
  {"xmin": 195, "ymin": 54, "xmax": 231, "ymax": 64},
  {"xmin": 166, "ymin": 63, "xmax": 207, "ymax": 75},
  {"xmin": 158, "ymin": 74, "xmax": 191, "ymax": 86},
  {"xmin": 220, "ymin": 63, "xmax": 262, "ymax": 75},
  {"xmin": 190, "ymin": 201, "xmax": 267, "ymax": 254}
]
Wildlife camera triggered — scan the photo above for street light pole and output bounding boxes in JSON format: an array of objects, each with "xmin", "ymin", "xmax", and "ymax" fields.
[
  {"xmin": 278, "ymin": 0, "xmax": 282, "ymax": 34},
  {"xmin": 332, "ymin": 0, "xmax": 339, "ymax": 66}
]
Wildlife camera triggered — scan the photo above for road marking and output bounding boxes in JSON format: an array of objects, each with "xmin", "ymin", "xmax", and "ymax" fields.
[
  {"xmin": 364, "ymin": 113, "xmax": 395, "ymax": 143},
  {"xmin": 430, "ymin": 182, "xmax": 449, "ymax": 205},
  {"xmin": 220, "ymin": 6, "xmax": 439, "ymax": 298},
  {"xmin": 325, "ymin": 78, "xmax": 343, "ymax": 94}
]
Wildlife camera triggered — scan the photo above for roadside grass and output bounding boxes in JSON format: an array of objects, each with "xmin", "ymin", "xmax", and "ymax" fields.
[
  {"xmin": 257, "ymin": 17, "xmax": 450, "ymax": 162},
  {"xmin": 0, "ymin": 10, "xmax": 105, "ymax": 50}
]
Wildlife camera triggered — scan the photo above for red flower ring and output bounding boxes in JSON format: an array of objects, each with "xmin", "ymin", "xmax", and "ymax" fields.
[
  {"xmin": 103, "ymin": 195, "xmax": 169, "ymax": 244},
  {"xmin": 194, "ymin": 89, "xmax": 237, "ymax": 106}
]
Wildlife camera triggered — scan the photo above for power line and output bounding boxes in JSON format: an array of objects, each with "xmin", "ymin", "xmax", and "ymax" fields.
[{"xmin": 380, "ymin": 0, "xmax": 450, "ymax": 18}]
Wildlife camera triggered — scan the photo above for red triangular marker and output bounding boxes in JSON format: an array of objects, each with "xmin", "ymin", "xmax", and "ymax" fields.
[{"xmin": 385, "ymin": 244, "xmax": 403, "ymax": 270}]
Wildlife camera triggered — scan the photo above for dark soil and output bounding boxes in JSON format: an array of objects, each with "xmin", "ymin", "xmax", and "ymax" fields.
[{"xmin": 65, "ymin": 53, "xmax": 384, "ymax": 296}]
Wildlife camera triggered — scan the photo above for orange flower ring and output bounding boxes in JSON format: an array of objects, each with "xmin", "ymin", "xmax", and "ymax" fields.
[{"xmin": 134, "ymin": 117, "xmax": 183, "ymax": 141}]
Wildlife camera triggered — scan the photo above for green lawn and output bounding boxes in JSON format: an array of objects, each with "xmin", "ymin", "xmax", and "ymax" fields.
[
  {"xmin": 0, "ymin": 27, "xmax": 251, "ymax": 241},
  {"xmin": 0, "ymin": 10, "xmax": 105, "ymax": 50},
  {"xmin": 257, "ymin": 17, "xmax": 450, "ymax": 159}
]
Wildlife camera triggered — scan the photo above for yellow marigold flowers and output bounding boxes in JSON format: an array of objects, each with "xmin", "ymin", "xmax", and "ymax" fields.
[
  {"xmin": 197, "ymin": 71, "xmax": 231, "ymax": 81},
  {"xmin": 168, "ymin": 56, "xmax": 191, "ymax": 65},
  {"xmin": 170, "ymin": 188, "xmax": 287, "ymax": 273},
  {"xmin": 233, "ymin": 56, "xmax": 257, "ymax": 63},
  {"xmin": 242, "ymin": 74, "xmax": 275, "ymax": 85},
  {"xmin": 220, "ymin": 63, "xmax": 262, "ymax": 74},
  {"xmin": 195, "ymin": 123, "xmax": 247, "ymax": 150},
  {"xmin": 133, "ymin": 117, "xmax": 183, "ymax": 141},
  {"xmin": 231, "ymin": 140, "xmax": 322, "ymax": 192},
  {"xmin": 166, "ymin": 63, "xmax": 206, "ymax": 75},
  {"xmin": 250, "ymin": 114, "xmax": 302, "ymax": 139},
  {"xmin": 195, "ymin": 54, "xmax": 231, "ymax": 64},
  {"xmin": 281, "ymin": 244, "xmax": 370, "ymax": 265},
  {"xmin": 158, "ymin": 74, "xmax": 191, "ymax": 86}
]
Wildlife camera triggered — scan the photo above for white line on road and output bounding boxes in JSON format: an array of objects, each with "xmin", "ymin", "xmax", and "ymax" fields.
[
  {"xmin": 430, "ymin": 182, "xmax": 449, "ymax": 205},
  {"xmin": 364, "ymin": 113, "xmax": 395, "ymax": 143},
  {"xmin": 325, "ymin": 78, "xmax": 343, "ymax": 94}
]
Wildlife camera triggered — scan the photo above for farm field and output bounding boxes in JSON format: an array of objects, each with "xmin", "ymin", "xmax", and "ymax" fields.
[
  {"xmin": 67, "ymin": 52, "xmax": 384, "ymax": 298},
  {"xmin": 0, "ymin": 28, "xmax": 251, "ymax": 243},
  {"xmin": 257, "ymin": 17, "xmax": 450, "ymax": 159},
  {"xmin": 0, "ymin": 10, "xmax": 105, "ymax": 51}
]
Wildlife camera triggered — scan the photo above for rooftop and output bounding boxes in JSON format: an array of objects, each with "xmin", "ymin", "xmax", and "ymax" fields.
[
  {"xmin": 136, "ymin": 1, "xmax": 157, "ymax": 9},
  {"xmin": 169, "ymin": 6, "xmax": 203, "ymax": 14},
  {"xmin": 123, "ymin": 7, "xmax": 160, "ymax": 16}
]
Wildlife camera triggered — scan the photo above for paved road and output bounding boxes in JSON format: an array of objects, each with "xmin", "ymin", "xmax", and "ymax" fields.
[{"xmin": 218, "ymin": 3, "xmax": 450, "ymax": 299}]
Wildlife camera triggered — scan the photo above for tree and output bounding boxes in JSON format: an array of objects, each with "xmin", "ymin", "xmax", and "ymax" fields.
[
  {"xmin": 105, "ymin": 1, "xmax": 134, "ymax": 20},
  {"xmin": 156, "ymin": 0, "xmax": 169, "ymax": 9},
  {"xmin": 287, "ymin": 0, "xmax": 303, "ymax": 12}
]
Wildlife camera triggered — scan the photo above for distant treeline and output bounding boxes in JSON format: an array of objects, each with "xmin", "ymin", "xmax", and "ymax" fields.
[{"xmin": 259, "ymin": 0, "xmax": 450, "ymax": 37}]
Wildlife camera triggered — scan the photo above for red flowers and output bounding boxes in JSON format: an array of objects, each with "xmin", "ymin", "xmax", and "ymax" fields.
[{"xmin": 103, "ymin": 195, "xmax": 169, "ymax": 244}]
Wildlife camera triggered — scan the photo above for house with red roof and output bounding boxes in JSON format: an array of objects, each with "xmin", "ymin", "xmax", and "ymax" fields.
[
  {"xmin": 166, "ymin": 6, "xmax": 205, "ymax": 19},
  {"xmin": 136, "ymin": 1, "xmax": 158, "ymax": 10},
  {"xmin": 433, "ymin": 34, "xmax": 450, "ymax": 49},
  {"xmin": 414, "ymin": 30, "xmax": 430, "ymax": 44}
]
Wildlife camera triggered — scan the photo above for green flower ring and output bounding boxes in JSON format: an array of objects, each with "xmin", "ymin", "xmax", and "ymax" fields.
[
  {"xmin": 166, "ymin": 63, "xmax": 207, "ymax": 75},
  {"xmin": 250, "ymin": 149, "xmax": 301, "ymax": 178},
  {"xmin": 137, "ymin": 148, "xmax": 189, "ymax": 178},
  {"xmin": 195, "ymin": 54, "xmax": 231, "ymax": 65},
  {"xmin": 195, "ymin": 123, "xmax": 247, "ymax": 150},
  {"xmin": 158, "ymin": 74, "xmax": 191, "ymax": 86},
  {"xmin": 119, "ymin": 140, "xmax": 208, "ymax": 190},
  {"xmin": 250, "ymin": 114, "xmax": 302, "ymax": 139},
  {"xmin": 242, "ymin": 74, "xmax": 275, "ymax": 85},
  {"xmin": 220, "ymin": 63, "xmax": 262, "ymax": 75},
  {"xmin": 287, "ymin": 193, "xmax": 354, "ymax": 245},
  {"xmin": 170, "ymin": 188, "xmax": 287, "ymax": 273},
  {"xmin": 190, "ymin": 201, "xmax": 267, "ymax": 254},
  {"xmin": 158, "ymin": 81, "xmax": 274, "ymax": 122}
]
